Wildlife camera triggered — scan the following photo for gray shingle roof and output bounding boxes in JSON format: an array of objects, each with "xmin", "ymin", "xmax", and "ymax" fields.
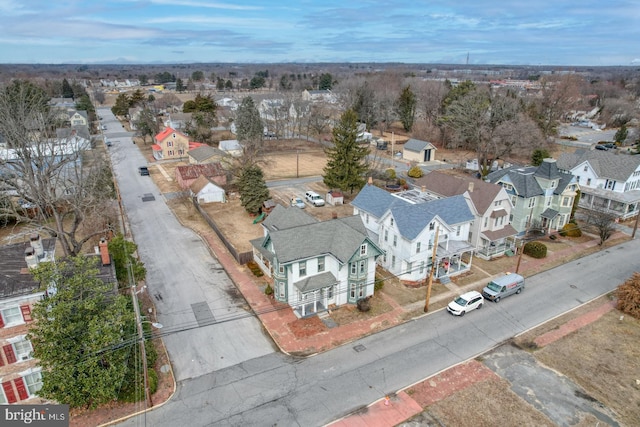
[
  {"xmin": 404, "ymin": 138, "xmax": 432, "ymax": 152},
  {"xmin": 188, "ymin": 145, "xmax": 224, "ymax": 162},
  {"xmin": 351, "ymin": 184, "xmax": 405, "ymax": 217},
  {"xmin": 262, "ymin": 204, "xmax": 318, "ymax": 232},
  {"xmin": 389, "ymin": 195, "xmax": 474, "ymax": 240},
  {"xmin": 487, "ymin": 160, "xmax": 575, "ymax": 198},
  {"xmin": 557, "ymin": 149, "xmax": 640, "ymax": 182},
  {"xmin": 264, "ymin": 213, "xmax": 370, "ymax": 264}
]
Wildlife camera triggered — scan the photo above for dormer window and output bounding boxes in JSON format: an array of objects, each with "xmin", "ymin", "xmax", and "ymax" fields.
[
  {"xmin": 429, "ymin": 222, "xmax": 435, "ymax": 231},
  {"xmin": 390, "ymin": 218, "xmax": 394, "ymax": 226}
]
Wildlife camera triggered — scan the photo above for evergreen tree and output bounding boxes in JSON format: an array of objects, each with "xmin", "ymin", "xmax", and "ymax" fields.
[
  {"xmin": 28, "ymin": 256, "xmax": 135, "ymax": 408},
  {"xmin": 319, "ymin": 73, "xmax": 333, "ymax": 90},
  {"xmin": 62, "ymin": 78, "xmax": 74, "ymax": 99},
  {"xmin": 176, "ymin": 78, "xmax": 185, "ymax": 92},
  {"xmin": 235, "ymin": 96, "xmax": 263, "ymax": 144},
  {"xmin": 615, "ymin": 124, "xmax": 628, "ymax": 144},
  {"xmin": 323, "ymin": 109, "xmax": 370, "ymax": 193},
  {"xmin": 111, "ymin": 93, "xmax": 130, "ymax": 116},
  {"xmin": 237, "ymin": 165, "xmax": 270, "ymax": 214},
  {"xmin": 396, "ymin": 85, "xmax": 417, "ymax": 132},
  {"xmin": 531, "ymin": 148, "xmax": 550, "ymax": 166}
]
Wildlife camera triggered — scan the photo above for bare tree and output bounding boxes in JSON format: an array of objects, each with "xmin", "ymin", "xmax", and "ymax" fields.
[
  {"xmin": 583, "ymin": 208, "xmax": 618, "ymax": 246},
  {"xmin": 443, "ymin": 87, "xmax": 542, "ymax": 176},
  {"xmin": 529, "ymin": 75, "xmax": 582, "ymax": 138},
  {"xmin": 0, "ymin": 80, "xmax": 117, "ymax": 256}
]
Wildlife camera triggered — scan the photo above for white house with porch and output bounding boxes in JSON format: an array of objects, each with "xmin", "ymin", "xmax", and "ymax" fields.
[
  {"xmin": 351, "ymin": 183, "xmax": 475, "ymax": 285},
  {"xmin": 251, "ymin": 205, "xmax": 384, "ymax": 317}
]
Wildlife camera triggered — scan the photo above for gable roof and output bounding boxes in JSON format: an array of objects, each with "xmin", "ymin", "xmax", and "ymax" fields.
[
  {"xmin": 351, "ymin": 184, "xmax": 405, "ymax": 217},
  {"xmin": 189, "ymin": 175, "xmax": 222, "ymax": 194},
  {"xmin": 557, "ymin": 149, "xmax": 640, "ymax": 182},
  {"xmin": 175, "ymin": 163, "xmax": 225, "ymax": 181},
  {"xmin": 155, "ymin": 127, "xmax": 188, "ymax": 142},
  {"xmin": 404, "ymin": 138, "xmax": 434, "ymax": 152},
  {"xmin": 188, "ymin": 145, "xmax": 224, "ymax": 162},
  {"xmin": 389, "ymin": 195, "xmax": 474, "ymax": 240},
  {"xmin": 413, "ymin": 171, "xmax": 503, "ymax": 215},
  {"xmin": 219, "ymin": 139, "xmax": 242, "ymax": 151},
  {"xmin": 265, "ymin": 213, "xmax": 372, "ymax": 264},
  {"xmin": 486, "ymin": 160, "xmax": 574, "ymax": 198},
  {"xmin": 262, "ymin": 204, "xmax": 318, "ymax": 232}
]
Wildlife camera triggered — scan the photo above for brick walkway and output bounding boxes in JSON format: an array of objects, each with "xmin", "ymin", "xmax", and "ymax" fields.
[{"xmin": 84, "ymin": 227, "xmax": 626, "ymax": 426}]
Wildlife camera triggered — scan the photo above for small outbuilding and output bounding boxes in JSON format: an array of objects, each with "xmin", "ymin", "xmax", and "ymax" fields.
[
  {"xmin": 402, "ymin": 138, "xmax": 437, "ymax": 163},
  {"xmin": 190, "ymin": 175, "xmax": 226, "ymax": 204},
  {"xmin": 326, "ymin": 190, "xmax": 344, "ymax": 206}
]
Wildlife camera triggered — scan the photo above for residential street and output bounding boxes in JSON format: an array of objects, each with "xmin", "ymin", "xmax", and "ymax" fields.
[
  {"xmin": 100, "ymin": 107, "xmax": 276, "ymax": 383},
  {"xmin": 116, "ymin": 220, "xmax": 638, "ymax": 427}
]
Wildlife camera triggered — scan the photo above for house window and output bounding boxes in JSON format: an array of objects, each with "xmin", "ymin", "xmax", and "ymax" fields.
[
  {"xmin": 172, "ymin": 133, "xmax": 176, "ymax": 138},
  {"xmin": 24, "ymin": 370, "xmax": 43, "ymax": 396},
  {"xmin": 494, "ymin": 200, "xmax": 501, "ymax": 206},
  {"xmin": 318, "ymin": 256, "xmax": 325, "ymax": 272},
  {"xmin": 359, "ymin": 260, "xmax": 366, "ymax": 274},
  {"xmin": 12, "ymin": 336, "xmax": 33, "ymax": 361},
  {"xmin": 391, "ymin": 256, "xmax": 396, "ymax": 268},
  {"xmin": 456, "ymin": 226, "xmax": 461, "ymax": 236},
  {"xmin": 528, "ymin": 198, "xmax": 535, "ymax": 208},
  {"xmin": 327, "ymin": 285, "xmax": 334, "ymax": 299},
  {"xmin": 390, "ymin": 218, "xmax": 394, "ymax": 227},
  {"xmin": 586, "ymin": 178, "xmax": 591, "ymax": 186},
  {"xmin": 416, "ymin": 242, "xmax": 421, "ymax": 253},
  {"xmin": 178, "ymin": 149, "xmax": 184, "ymax": 155},
  {"xmin": 484, "ymin": 217, "xmax": 488, "ymax": 228},
  {"xmin": 419, "ymin": 261, "xmax": 425, "ymax": 274},
  {"xmin": 393, "ymin": 235, "xmax": 397, "ymax": 247},
  {"xmin": 299, "ymin": 261, "xmax": 306, "ymax": 277},
  {"xmin": 1, "ymin": 306, "xmax": 23, "ymax": 327},
  {"xmin": 562, "ymin": 196, "xmax": 571, "ymax": 207},
  {"xmin": 384, "ymin": 229, "xmax": 388, "ymax": 242},
  {"xmin": 278, "ymin": 264, "xmax": 285, "ymax": 274},
  {"xmin": 583, "ymin": 165, "xmax": 588, "ymax": 172},
  {"xmin": 511, "ymin": 196, "xmax": 517, "ymax": 207},
  {"xmin": 429, "ymin": 222, "xmax": 435, "ymax": 231},
  {"xmin": 350, "ymin": 262, "xmax": 357, "ymax": 275},
  {"xmin": 168, "ymin": 150, "xmax": 174, "ymax": 156},
  {"xmin": 406, "ymin": 261, "xmax": 412, "ymax": 274},
  {"xmin": 360, "ymin": 244, "xmax": 367, "ymax": 256},
  {"xmin": 167, "ymin": 141, "xmax": 173, "ymax": 147},
  {"xmin": 278, "ymin": 282, "xmax": 285, "ymax": 299},
  {"xmin": 349, "ymin": 283, "xmax": 364, "ymax": 300},
  {"xmin": 365, "ymin": 214, "xmax": 369, "ymax": 224}
]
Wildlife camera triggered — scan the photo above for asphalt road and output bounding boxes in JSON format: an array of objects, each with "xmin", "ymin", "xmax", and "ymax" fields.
[
  {"xmin": 100, "ymin": 108, "xmax": 276, "ymax": 383},
  {"xmin": 117, "ymin": 229, "xmax": 638, "ymax": 426}
]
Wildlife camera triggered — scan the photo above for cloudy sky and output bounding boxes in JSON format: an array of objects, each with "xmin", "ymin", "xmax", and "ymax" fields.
[{"xmin": 1, "ymin": 0, "xmax": 638, "ymax": 65}]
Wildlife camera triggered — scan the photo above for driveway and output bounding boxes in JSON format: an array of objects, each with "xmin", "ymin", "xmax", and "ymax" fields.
[{"xmin": 100, "ymin": 107, "xmax": 276, "ymax": 382}]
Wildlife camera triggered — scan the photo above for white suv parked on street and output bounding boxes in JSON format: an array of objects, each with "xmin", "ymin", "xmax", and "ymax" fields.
[
  {"xmin": 447, "ymin": 291, "xmax": 484, "ymax": 316},
  {"xmin": 305, "ymin": 191, "xmax": 325, "ymax": 207}
]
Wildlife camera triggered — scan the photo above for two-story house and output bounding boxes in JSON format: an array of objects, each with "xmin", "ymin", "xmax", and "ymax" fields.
[
  {"xmin": 0, "ymin": 236, "xmax": 117, "ymax": 405},
  {"xmin": 486, "ymin": 158, "xmax": 579, "ymax": 234},
  {"xmin": 152, "ymin": 127, "xmax": 190, "ymax": 160},
  {"xmin": 413, "ymin": 171, "xmax": 517, "ymax": 259},
  {"xmin": 352, "ymin": 183, "xmax": 475, "ymax": 284},
  {"xmin": 557, "ymin": 149, "xmax": 640, "ymax": 220},
  {"xmin": 0, "ymin": 235, "xmax": 55, "ymax": 404},
  {"xmin": 251, "ymin": 205, "xmax": 384, "ymax": 317}
]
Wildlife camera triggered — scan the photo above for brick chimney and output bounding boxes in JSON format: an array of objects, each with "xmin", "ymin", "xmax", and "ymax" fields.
[
  {"xmin": 468, "ymin": 181, "xmax": 474, "ymax": 193},
  {"xmin": 99, "ymin": 238, "xmax": 111, "ymax": 266},
  {"xmin": 368, "ymin": 176, "xmax": 373, "ymax": 185},
  {"xmin": 30, "ymin": 233, "xmax": 44, "ymax": 257}
]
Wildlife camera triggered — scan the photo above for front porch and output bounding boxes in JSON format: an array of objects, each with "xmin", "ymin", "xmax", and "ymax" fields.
[
  {"xmin": 432, "ymin": 240, "xmax": 475, "ymax": 279},
  {"xmin": 476, "ymin": 226, "xmax": 518, "ymax": 260},
  {"xmin": 293, "ymin": 272, "xmax": 337, "ymax": 318},
  {"xmin": 579, "ymin": 188, "xmax": 640, "ymax": 220}
]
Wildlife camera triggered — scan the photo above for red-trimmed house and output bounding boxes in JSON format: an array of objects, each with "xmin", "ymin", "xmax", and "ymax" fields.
[
  {"xmin": 152, "ymin": 127, "xmax": 190, "ymax": 160},
  {"xmin": 0, "ymin": 236, "xmax": 117, "ymax": 404}
]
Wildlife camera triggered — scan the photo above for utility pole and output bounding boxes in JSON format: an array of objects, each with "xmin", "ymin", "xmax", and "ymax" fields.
[
  {"xmin": 424, "ymin": 228, "xmax": 439, "ymax": 312},
  {"xmin": 632, "ymin": 209, "xmax": 639, "ymax": 239}
]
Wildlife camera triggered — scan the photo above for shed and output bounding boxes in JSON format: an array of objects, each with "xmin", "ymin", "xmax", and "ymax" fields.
[
  {"xmin": 402, "ymin": 138, "xmax": 437, "ymax": 163},
  {"xmin": 190, "ymin": 175, "xmax": 226, "ymax": 204},
  {"xmin": 326, "ymin": 190, "xmax": 344, "ymax": 206},
  {"xmin": 262, "ymin": 199, "xmax": 277, "ymax": 214},
  {"xmin": 219, "ymin": 139, "xmax": 242, "ymax": 156}
]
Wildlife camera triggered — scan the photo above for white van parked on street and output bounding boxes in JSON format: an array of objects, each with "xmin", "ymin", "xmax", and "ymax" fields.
[{"xmin": 482, "ymin": 272, "xmax": 525, "ymax": 302}]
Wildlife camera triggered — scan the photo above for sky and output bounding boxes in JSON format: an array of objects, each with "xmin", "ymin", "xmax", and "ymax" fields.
[{"xmin": 0, "ymin": 0, "xmax": 639, "ymax": 66}]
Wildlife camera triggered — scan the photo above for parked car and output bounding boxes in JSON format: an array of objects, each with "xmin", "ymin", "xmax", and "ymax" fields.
[
  {"xmin": 138, "ymin": 166, "xmax": 149, "ymax": 176},
  {"xmin": 101, "ymin": 125, "xmax": 107, "ymax": 130},
  {"xmin": 595, "ymin": 144, "xmax": 609, "ymax": 151},
  {"xmin": 291, "ymin": 197, "xmax": 305, "ymax": 209},
  {"xmin": 482, "ymin": 273, "xmax": 524, "ymax": 302},
  {"xmin": 447, "ymin": 291, "xmax": 484, "ymax": 316},
  {"xmin": 305, "ymin": 191, "xmax": 325, "ymax": 207}
]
